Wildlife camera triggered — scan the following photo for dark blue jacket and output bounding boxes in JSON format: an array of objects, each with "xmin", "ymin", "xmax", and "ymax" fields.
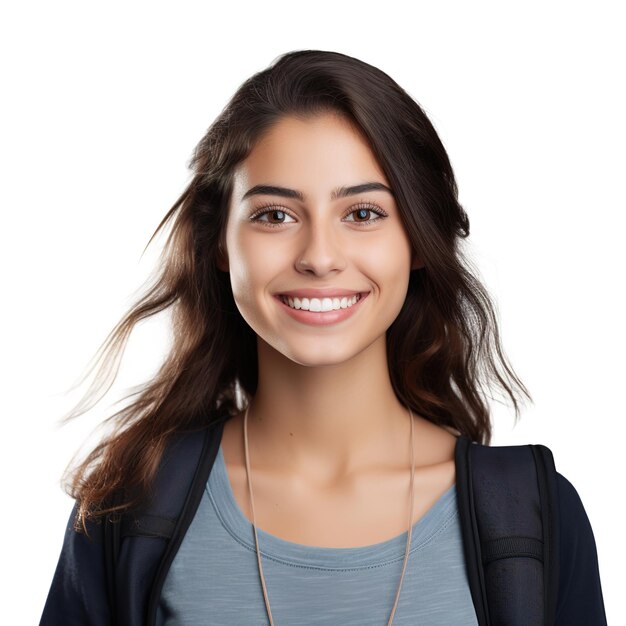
[{"xmin": 39, "ymin": 420, "xmax": 608, "ymax": 625}]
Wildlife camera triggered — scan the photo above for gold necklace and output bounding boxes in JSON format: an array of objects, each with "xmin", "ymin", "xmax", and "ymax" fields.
[{"xmin": 243, "ymin": 404, "xmax": 416, "ymax": 625}]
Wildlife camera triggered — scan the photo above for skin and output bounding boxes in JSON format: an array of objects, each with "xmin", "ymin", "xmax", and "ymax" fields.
[{"xmin": 216, "ymin": 111, "xmax": 458, "ymax": 548}]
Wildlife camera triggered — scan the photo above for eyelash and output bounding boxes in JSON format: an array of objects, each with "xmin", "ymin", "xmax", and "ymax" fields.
[{"xmin": 248, "ymin": 202, "xmax": 389, "ymax": 228}]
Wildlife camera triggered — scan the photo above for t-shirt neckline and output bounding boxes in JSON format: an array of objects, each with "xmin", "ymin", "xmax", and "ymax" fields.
[{"xmin": 205, "ymin": 443, "xmax": 458, "ymax": 570}]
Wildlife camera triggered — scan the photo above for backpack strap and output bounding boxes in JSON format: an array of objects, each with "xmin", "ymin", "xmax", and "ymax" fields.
[
  {"xmin": 103, "ymin": 501, "xmax": 121, "ymax": 622},
  {"xmin": 103, "ymin": 417, "xmax": 226, "ymax": 624},
  {"xmin": 455, "ymin": 434, "xmax": 560, "ymax": 625}
]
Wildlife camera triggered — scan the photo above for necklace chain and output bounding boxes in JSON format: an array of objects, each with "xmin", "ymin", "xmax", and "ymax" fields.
[{"xmin": 243, "ymin": 405, "xmax": 416, "ymax": 625}]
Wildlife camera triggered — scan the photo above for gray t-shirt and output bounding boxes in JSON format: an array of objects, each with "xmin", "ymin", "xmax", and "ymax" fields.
[{"xmin": 156, "ymin": 444, "xmax": 478, "ymax": 625}]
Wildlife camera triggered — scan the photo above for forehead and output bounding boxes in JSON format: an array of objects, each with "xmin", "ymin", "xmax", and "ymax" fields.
[{"xmin": 231, "ymin": 113, "xmax": 390, "ymax": 203}]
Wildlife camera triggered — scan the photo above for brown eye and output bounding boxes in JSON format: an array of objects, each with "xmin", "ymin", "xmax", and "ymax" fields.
[
  {"xmin": 260, "ymin": 210, "xmax": 285, "ymax": 223},
  {"xmin": 344, "ymin": 204, "xmax": 388, "ymax": 225},
  {"xmin": 249, "ymin": 208, "xmax": 296, "ymax": 228},
  {"xmin": 351, "ymin": 208, "xmax": 376, "ymax": 222}
]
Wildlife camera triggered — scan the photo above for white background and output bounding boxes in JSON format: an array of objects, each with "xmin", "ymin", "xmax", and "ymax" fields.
[{"xmin": 1, "ymin": 1, "xmax": 623, "ymax": 624}]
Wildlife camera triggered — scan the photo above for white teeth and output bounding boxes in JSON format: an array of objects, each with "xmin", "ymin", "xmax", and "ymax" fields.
[{"xmin": 280, "ymin": 294, "xmax": 361, "ymax": 311}]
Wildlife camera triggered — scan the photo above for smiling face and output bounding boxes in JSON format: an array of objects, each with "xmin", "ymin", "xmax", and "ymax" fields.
[{"xmin": 220, "ymin": 111, "xmax": 421, "ymax": 367}]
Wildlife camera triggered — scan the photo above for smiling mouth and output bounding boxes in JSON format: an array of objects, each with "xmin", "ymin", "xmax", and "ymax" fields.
[
  {"xmin": 274, "ymin": 291, "xmax": 370, "ymax": 326},
  {"xmin": 276, "ymin": 292, "xmax": 365, "ymax": 312}
]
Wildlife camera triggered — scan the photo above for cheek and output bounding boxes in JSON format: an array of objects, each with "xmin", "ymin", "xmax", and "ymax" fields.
[
  {"xmin": 228, "ymin": 234, "xmax": 258, "ymax": 287},
  {"xmin": 363, "ymin": 234, "xmax": 411, "ymax": 280},
  {"xmin": 227, "ymin": 248, "xmax": 276, "ymax": 324},
  {"xmin": 230, "ymin": 267, "xmax": 257, "ymax": 315},
  {"xmin": 364, "ymin": 237, "xmax": 411, "ymax": 312}
]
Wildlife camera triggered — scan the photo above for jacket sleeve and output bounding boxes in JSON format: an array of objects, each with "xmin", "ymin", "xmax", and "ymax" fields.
[
  {"xmin": 39, "ymin": 501, "xmax": 112, "ymax": 625},
  {"xmin": 555, "ymin": 472, "xmax": 607, "ymax": 625}
]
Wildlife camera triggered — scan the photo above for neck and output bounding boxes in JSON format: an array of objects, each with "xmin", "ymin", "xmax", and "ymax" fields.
[{"xmin": 243, "ymin": 335, "xmax": 413, "ymax": 483}]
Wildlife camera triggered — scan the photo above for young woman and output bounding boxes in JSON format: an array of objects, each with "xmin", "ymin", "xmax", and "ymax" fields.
[{"xmin": 40, "ymin": 50, "xmax": 607, "ymax": 625}]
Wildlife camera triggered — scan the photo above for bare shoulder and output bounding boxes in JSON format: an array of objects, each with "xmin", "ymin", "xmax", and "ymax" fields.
[
  {"xmin": 401, "ymin": 414, "xmax": 459, "ymax": 507},
  {"xmin": 412, "ymin": 414, "xmax": 459, "ymax": 466}
]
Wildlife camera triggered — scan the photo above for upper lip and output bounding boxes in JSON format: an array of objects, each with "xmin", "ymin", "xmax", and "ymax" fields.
[{"xmin": 276, "ymin": 288, "xmax": 367, "ymax": 299}]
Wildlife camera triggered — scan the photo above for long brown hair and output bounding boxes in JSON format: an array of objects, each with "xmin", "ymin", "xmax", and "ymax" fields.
[{"xmin": 59, "ymin": 49, "xmax": 532, "ymax": 533}]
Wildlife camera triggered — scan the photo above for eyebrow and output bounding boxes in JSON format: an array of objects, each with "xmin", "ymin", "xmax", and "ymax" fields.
[{"xmin": 241, "ymin": 182, "xmax": 394, "ymax": 202}]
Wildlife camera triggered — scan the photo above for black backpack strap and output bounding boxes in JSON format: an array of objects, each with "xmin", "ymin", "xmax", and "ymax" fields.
[
  {"xmin": 120, "ymin": 513, "xmax": 177, "ymax": 539},
  {"xmin": 103, "ymin": 510, "xmax": 120, "ymax": 623},
  {"xmin": 102, "ymin": 417, "xmax": 226, "ymax": 624},
  {"xmin": 456, "ymin": 435, "xmax": 490, "ymax": 625},
  {"xmin": 532, "ymin": 444, "xmax": 560, "ymax": 621},
  {"xmin": 455, "ymin": 435, "xmax": 560, "ymax": 625},
  {"xmin": 145, "ymin": 419, "xmax": 226, "ymax": 624}
]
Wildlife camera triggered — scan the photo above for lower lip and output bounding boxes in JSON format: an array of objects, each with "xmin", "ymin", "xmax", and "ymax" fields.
[{"xmin": 274, "ymin": 293, "xmax": 369, "ymax": 326}]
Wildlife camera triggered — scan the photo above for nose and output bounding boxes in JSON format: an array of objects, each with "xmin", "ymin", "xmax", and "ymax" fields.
[{"xmin": 294, "ymin": 224, "xmax": 348, "ymax": 275}]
